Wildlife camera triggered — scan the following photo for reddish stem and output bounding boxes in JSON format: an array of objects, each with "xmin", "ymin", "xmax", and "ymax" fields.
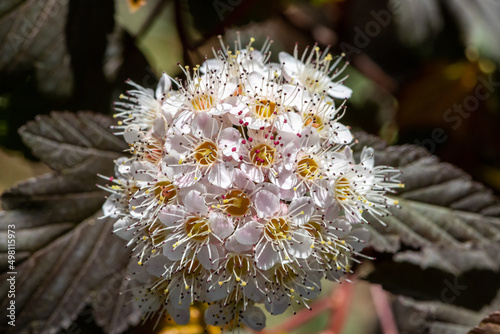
[
  {"xmin": 370, "ymin": 284, "xmax": 399, "ymax": 334},
  {"xmin": 327, "ymin": 279, "xmax": 355, "ymax": 334}
]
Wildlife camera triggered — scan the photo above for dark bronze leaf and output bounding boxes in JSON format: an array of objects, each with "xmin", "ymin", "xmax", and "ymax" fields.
[{"xmin": 0, "ymin": 112, "xmax": 133, "ymax": 334}]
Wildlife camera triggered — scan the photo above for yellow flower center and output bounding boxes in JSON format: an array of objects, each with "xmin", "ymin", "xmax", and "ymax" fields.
[
  {"xmin": 297, "ymin": 157, "xmax": 319, "ymax": 179},
  {"xmin": 303, "ymin": 113, "xmax": 323, "ymax": 130},
  {"xmin": 226, "ymin": 255, "xmax": 250, "ymax": 278},
  {"xmin": 335, "ymin": 177, "xmax": 351, "ymax": 201},
  {"xmin": 255, "ymin": 100, "xmax": 277, "ymax": 119},
  {"xmin": 194, "ymin": 141, "xmax": 218, "ymax": 166},
  {"xmin": 191, "ymin": 94, "xmax": 214, "ymax": 111},
  {"xmin": 249, "ymin": 144, "xmax": 274, "ymax": 166},
  {"xmin": 154, "ymin": 181, "xmax": 177, "ymax": 204},
  {"xmin": 265, "ymin": 218, "xmax": 289, "ymax": 241},
  {"xmin": 185, "ymin": 217, "xmax": 210, "ymax": 242},
  {"xmin": 223, "ymin": 190, "xmax": 251, "ymax": 216},
  {"xmin": 304, "ymin": 221, "xmax": 322, "ymax": 239}
]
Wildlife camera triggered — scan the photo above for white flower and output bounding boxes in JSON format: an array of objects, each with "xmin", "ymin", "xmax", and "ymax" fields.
[
  {"xmin": 174, "ymin": 66, "xmax": 237, "ymax": 120},
  {"xmin": 209, "ymin": 169, "xmax": 258, "ymax": 220},
  {"xmin": 201, "ymin": 34, "xmax": 276, "ymax": 79},
  {"xmin": 237, "ymin": 128, "xmax": 296, "ymax": 184},
  {"xmin": 235, "ymin": 72, "xmax": 300, "ymax": 129},
  {"xmin": 127, "ymin": 161, "xmax": 179, "ymax": 223},
  {"xmin": 329, "ymin": 146, "xmax": 403, "ymax": 223},
  {"xmin": 127, "ymin": 134, "xmax": 165, "ymax": 165},
  {"xmin": 132, "ymin": 258, "xmax": 209, "ymax": 325},
  {"xmin": 302, "ymin": 202, "xmax": 370, "ymax": 281},
  {"xmin": 234, "ymin": 194, "xmax": 315, "ymax": 270},
  {"xmin": 164, "ymin": 114, "xmax": 236, "ymax": 188},
  {"xmin": 98, "ymin": 160, "xmax": 138, "ymax": 218},
  {"xmin": 280, "ymin": 45, "xmax": 352, "ymax": 99},
  {"xmin": 276, "ymin": 93, "xmax": 352, "ymax": 145},
  {"xmin": 113, "ymin": 217, "xmax": 168, "ymax": 265},
  {"xmin": 112, "ymin": 73, "xmax": 174, "ymax": 134},
  {"xmin": 207, "ymin": 252, "xmax": 265, "ymax": 306},
  {"xmin": 158, "ymin": 189, "xmax": 234, "ymax": 270}
]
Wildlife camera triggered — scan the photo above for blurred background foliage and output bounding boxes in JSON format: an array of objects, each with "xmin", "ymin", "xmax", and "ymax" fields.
[{"xmin": 1, "ymin": 0, "xmax": 500, "ymax": 333}]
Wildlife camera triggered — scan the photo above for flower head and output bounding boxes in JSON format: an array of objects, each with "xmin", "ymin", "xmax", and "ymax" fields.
[{"xmin": 102, "ymin": 37, "xmax": 402, "ymax": 331}]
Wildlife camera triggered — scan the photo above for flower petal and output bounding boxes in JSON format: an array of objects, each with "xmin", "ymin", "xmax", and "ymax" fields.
[
  {"xmin": 241, "ymin": 305, "xmax": 267, "ymax": 331},
  {"xmin": 123, "ymin": 124, "xmax": 144, "ymax": 144},
  {"xmin": 233, "ymin": 168, "xmax": 256, "ymax": 191},
  {"xmin": 328, "ymin": 84, "xmax": 352, "ymax": 99},
  {"xmin": 127, "ymin": 261, "xmax": 151, "ymax": 283},
  {"xmin": 219, "ymin": 127, "xmax": 241, "ymax": 157},
  {"xmin": 324, "ymin": 202, "xmax": 340, "ymax": 222},
  {"xmin": 130, "ymin": 161, "xmax": 156, "ymax": 181},
  {"xmin": 184, "ymin": 190, "xmax": 208, "ymax": 215},
  {"xmin": 255, "ymin": 242, "xmax": 279, "ymax": 270},
  {"xmin": 155, "ymin": 72, "xmax": 171, "ymax": 99},
  {"xmin": 206, "ymin": 276, "xmax": 228, "ymax": 302},
  {"xmin": 288, "ymin": 197, "xmax": 313, "ymax": 225},
  {"xmin": 348, "ymin": 227, "xmax": 370, "ymax": 252},
  {"xmin": 265, "ymin": 290, "xmax": 289, "ymax": 315},
  {"xmin": 145, "ymin": 255, "xmax": 168, "ymax": 277},
  {"xmin": 269, "ymin": 166, "xmax": 297, "ymax": 190},
  {"xmin": 159, "ymin": 205, "xmax": 185, "ymax": 226},
  {"xmin": 279, "ymin": 51, "xmax": 302, "ymax": 77},
  {"xmin": 204, "ymin": 303, "xmax": 234, "ymax": 327},
  {"xmin": 330, "ymin": 122, "xmax": 353, "ymax": 145},
  {"xmin": 163, "ymin": 238, "xmax": 186, "ymax": 261},
  {"xmin": 234, "ymin": 221, "xmax": 262, "ymax": 245},
  {"xmin": 192, "ymin": 113, "xmax": 219, "ymax": 138},
  {"xmin": 276, "ymin": 111, "xmax": 303, "ymax": 134},
  {"xmin": 254, "ymin": 189, "xmax": 280, "ymax": 218},
  {"xmin": 166, "ymin": 300, "xmax": 191, "ymax": 324},
  {"xmin": 198, "ymin": 243, "xmax": 220, "ymax": 270},
  {"xmin": 200, "ymin": 58, "xmax": 224, "ymax": 73},
  {"xmin": 288, "ymin": 229, "xmax": 313, "ymax": 258},
  {"xmin": 208, "ymin": 162, "xmax": 234, "ymax": 188},
  {"xmin": 240, "ymin": 163, "xmax": 264, "ymax": 183},
  {"xmin": 280, "ymin": 183, "xmax": 306, "ymax": 201},
  {"xmin": 113, "ymin": 217, "xmax": 135, "ymax": 240},
  {"xmin": 209, "ymin": 212, "xmax": 235, "ymax": 239},
  {"xmin": 328, "ymin": 217, "xmax": 351, "ymax": 238},
  {"xmin": 361, "ymin": 146, "xmax": 375, "ymax": 169},
  {"xmin": 219, "ymin": 80, "xmax": 238, "ymax": 100},
  {"xmin": 224, "ymin": 234, "xmax": 252, "ymax": 252},
  {"xmin": 165, "ymin": 135, "xmax": 190, "ymax": 155},
  {"xmin": 311, "ymin": 181, "xmax": 334, "ymax": 208}
]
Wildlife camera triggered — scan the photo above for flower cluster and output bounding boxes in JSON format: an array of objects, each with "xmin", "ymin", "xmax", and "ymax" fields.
[{"xmin": 101, "ymin": 35, "xmax": 402, "ymax": 331}]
